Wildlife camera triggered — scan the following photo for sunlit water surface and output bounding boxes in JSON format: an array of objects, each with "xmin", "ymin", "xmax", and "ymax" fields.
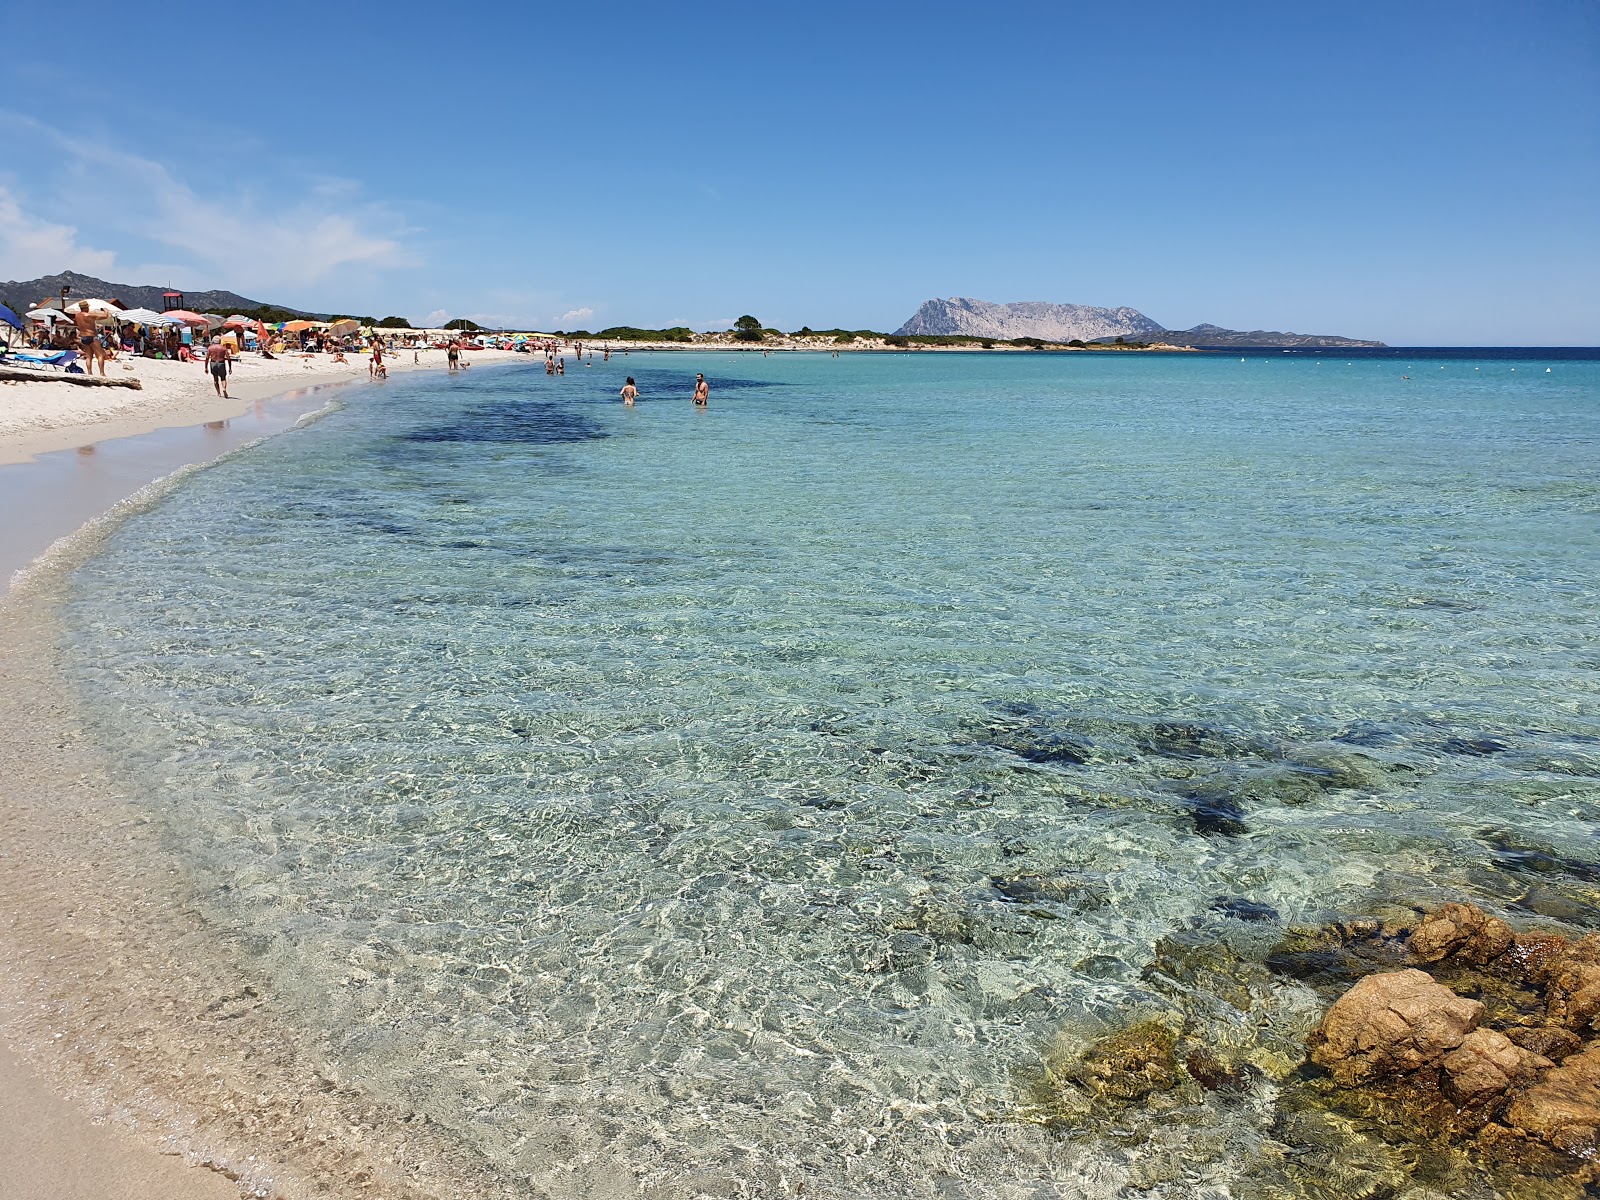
[{"xmin": 64, "ymin": 352, "xmax": 1600, "ymax": 1196}]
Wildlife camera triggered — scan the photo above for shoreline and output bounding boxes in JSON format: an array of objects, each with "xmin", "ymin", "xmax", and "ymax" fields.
[
  {"xmin": 0, "ymin": 353, "xmax": 529, "ymax": 1198},
  {"xmin": 0, "ymin": 350, "xmax": 524, "ymax": 593},
  {"xmin": 0, "ymin": 548, "xmax": 514, "ymax": 1199}
]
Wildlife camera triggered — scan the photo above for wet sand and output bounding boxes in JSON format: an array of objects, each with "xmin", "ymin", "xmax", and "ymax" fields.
[{"xmin": 0, "ymin": 379, "xmax": 349, "ymax": 593}]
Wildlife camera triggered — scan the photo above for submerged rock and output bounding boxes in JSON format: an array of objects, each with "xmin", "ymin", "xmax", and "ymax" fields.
[
  {"xmin": 1309, "ymin": 968, "xmax": 1484, "ymax": 1086},
  {"xmin": 1440, "ymin": 1027, "xmax": 1549, "ymax": 1108},
  {"xmin": 1408, "ymin": 902, "xmax": 1514, "ymax": 965},
  {"xmin": 1504, "ymin": 1042, "xmax": 1600, "ymax": 1160},
  {"xmin": 1184, "ymin": 791, "xmax": 1248, "ymax": 837},
  {"xmin": 1076, "ymin": 1020, "xmax": 1183, "ymax": 1102},
  {"xmin": 1209, "ymin": 895, "xmax": 1280, "ymax": 923},
  {"xmin": 1536, "ymin": 934, "xmax": 1600, "ymax": 1032}
]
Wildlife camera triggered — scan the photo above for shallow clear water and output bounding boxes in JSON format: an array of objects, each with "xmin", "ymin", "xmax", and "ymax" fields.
[{"xmin": 64, "ymin": 352, "xmax": 1600, "ymax": 1196}]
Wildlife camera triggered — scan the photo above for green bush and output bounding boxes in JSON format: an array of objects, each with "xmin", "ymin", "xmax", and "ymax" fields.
[
  {"xmin": 885, "ymin": 334, "xmax": 909, "ymax": 347},
  {"xmin": 376, "ymin": 315, "xmax": 412, "ymax": 328},
  {"xmin": 594, "ymin": 326, "xmax": 695, "ymax": 342}
]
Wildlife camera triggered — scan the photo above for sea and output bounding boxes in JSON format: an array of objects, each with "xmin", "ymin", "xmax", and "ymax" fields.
[{"xmin": 53, "ymin": 348, "xmax": 1600, "ymax": 1197}]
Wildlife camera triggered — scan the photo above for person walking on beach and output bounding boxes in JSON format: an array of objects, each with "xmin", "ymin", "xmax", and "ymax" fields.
[
  {"xmin": 71, "ymin": 301, "xmax": 105, "ymax": 376},
  {"xmin": 205, "ymin": 336, "xmax": 231, "ymax": 398},
  {"xmin": 620, "ymin": 377, "xmax": 637, "ymax": 406},
  {"xmin": 693, "ymin": 373, "xmax": 709, "ymax": 406},
  {"xmin": 447, "ymin": 339, "xmax": 460, "ymax": 371}
]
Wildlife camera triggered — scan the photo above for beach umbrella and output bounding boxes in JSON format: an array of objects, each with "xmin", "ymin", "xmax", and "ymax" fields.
[
  {"xmin": 162, "ymin": 309, "xmax": 212, "ymax": 328},
  {"xmin": 72, "ymin": 298, "xmax": 122, "ymax": 314},
  {"xmin": 326, "ymin": 318, "xmax": 359, "ymax": 335},
  {"xmin": 116, "ymin": 307, "xmax": 177, "ymax": 325},
  {"xmin": 0, "ymin": 302, "xmax": 22, "ymax": 331},
  {"xmin": 283, "ymin": 319, "xmax": 314, "ymax": 333}
]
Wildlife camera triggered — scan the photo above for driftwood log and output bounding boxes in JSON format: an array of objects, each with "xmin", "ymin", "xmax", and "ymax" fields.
[{"xmin": 0, "ymin": 367, "xmax": 142, "ymax": 389}]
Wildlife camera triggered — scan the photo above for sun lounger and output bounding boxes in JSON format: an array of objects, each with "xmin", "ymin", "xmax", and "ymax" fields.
[{"xmin": 0, "ymin": 348, "xmax": 81, "ymax": 371}]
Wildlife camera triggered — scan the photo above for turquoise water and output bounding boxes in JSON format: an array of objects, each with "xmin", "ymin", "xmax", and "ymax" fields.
[{"xmin": 63, "ymin": 353, "xmax": 1600, "ymax": 1196}]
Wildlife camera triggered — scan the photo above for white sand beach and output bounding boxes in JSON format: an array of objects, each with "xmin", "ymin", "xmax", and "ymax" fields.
[{"xmin": 1, "ymin": 347, "xmax": 524, "ymax": 466}]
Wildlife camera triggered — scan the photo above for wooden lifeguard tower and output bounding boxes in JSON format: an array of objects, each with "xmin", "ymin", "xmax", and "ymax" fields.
[{"xmin": 161, "ymin": 289, "xmax": 184, "ymax": 312}]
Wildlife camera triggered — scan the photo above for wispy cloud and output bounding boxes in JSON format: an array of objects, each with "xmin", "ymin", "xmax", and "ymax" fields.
[
  {"xmin": 559, "ymin": 306, "xmax": 595, "ymax": 325},
  {"xmin": 4, "ymin": 120, "xmax": 417, "ymax": 297},
  {"xmin": 0, "ymin": 185, "xmax": 118, "ymax": 280}
]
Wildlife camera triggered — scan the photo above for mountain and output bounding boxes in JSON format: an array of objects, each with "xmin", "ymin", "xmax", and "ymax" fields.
[
  {"xmin": 895, "ymin": 297, "xmax": 1384, "ymax": 348},
  {"xmin": 0, "ymin": 270, "xmax": 321, "ymax": 317},
  {"xmin": 898, "ymin": 297, "xmax": 1165, "ymax": 343}
]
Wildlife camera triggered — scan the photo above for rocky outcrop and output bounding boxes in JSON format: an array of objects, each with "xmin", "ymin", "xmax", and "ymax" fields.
[
  {"xmin": 896, "ymin": 297, "xmax": 1163, "ymax": 343},
  {"xmin": 893, "ymin": 297, "xmax": 1386, "ymax": 347},
  {"xmin": 1299, "ymin": 903, "xmax": 1600, "ymax": 1191},
  {"xmin": 1308, "ymin": 968, "xmax": 1484, "ymax": 1086},
  {"xmin": 1407, "ymin": 901, "xmax": 1515, "ymax": 965},
  {"xmin": 1504, "ymin": 1043, "xmax": 1600, "ymax": 1159}
]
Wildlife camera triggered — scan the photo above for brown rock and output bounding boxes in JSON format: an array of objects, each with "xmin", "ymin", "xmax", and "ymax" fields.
[
  {"xmin": 1504, "ymin": 1042, "xmax": 1600, "ymax": 1159},
  {"xmin": 1310, "ymin": 968, "xmax": 1484, "ymax": 1087},
  {"xmin": 1440, "ymin": 1027, "xmax": 1551, "ymax": 1107},
  {"xmin": 1503, "ymin": 930, "xmax": 1571, "ymax": 983},
  {"xmin": 1406, "ymin": 902, "xmax": 1514, "ymax": 965},
  {"xmin": 1506, "ymin": 1025, "xmax": 1583, "ymax": 1063},
  {"xmin": 1076, "ymin": 1020, "xmax": 1181, "ymax": 1102},
  {"xmin": 1541, "ymin": 935, "xmax": 1600, "ymax": 1032}
]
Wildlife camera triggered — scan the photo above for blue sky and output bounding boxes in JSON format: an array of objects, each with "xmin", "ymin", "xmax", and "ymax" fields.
[{"xmin": 2, "ymin": 0, "xmax": 1595, "ymax": 343}]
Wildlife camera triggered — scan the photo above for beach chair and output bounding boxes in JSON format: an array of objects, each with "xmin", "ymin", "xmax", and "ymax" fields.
[{"xmin": 3, "ymin": 349, "xmax": 81, "ymax": 371}]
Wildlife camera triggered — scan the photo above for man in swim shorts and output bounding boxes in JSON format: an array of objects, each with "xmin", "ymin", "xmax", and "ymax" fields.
[
  {"xmin": 71, "ymin": 301, "xmax": 105, "ymax": 376},
  {"xmin": 693, "ymin": 373, "xmax": 709, "ymax": 406},
  {"xmin": 205, "ymin": 336, "xmax": 231, "ymax": 398},
  {"xmin": 447, "ymin": 340, "xmax": 460, "ymax": 371}
]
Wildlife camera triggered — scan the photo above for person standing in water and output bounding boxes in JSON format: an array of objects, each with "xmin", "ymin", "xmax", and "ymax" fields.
[
  {"xmin": 620, "ymin": 377, "xmax": 638, "ymax": 406},
  {"xmin": 693, "ymin": 373, "xmax": 709, "ymax": 406}
]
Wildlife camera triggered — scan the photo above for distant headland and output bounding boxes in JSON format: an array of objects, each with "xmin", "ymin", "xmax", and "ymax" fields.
[{"xmin": 897, "ymin": 297, "xmax": 1386, "ymax": 349}]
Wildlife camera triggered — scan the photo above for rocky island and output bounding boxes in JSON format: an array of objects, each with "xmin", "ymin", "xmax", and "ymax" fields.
[{"xmin": 898, "ymin": 296, "xmax": 1385, "ymax": 349}]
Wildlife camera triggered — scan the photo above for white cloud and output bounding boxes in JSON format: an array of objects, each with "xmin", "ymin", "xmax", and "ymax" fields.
[
  {"xmin": 6, "ymin": 122, "xmax": 416, "ymax": 296},
  {"xmin": 702, "ymin": 316, "xmax": 736, "ymax": 330},
  {"xmin": 422, "ymin": 308, "xmax": 451, "ymax": 326},
  {"xmin": 559, "ymin": 306, "xmax": 595, "ymax": 325},
  {"xmin": 0, "ymin": 185, "xmax": 119, "ymax": 281}
]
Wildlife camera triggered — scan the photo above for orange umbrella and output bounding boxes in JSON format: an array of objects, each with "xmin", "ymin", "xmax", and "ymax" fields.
[{"xmin": 283, "ymin": 319, "xmax": 314, "ymax": 333}]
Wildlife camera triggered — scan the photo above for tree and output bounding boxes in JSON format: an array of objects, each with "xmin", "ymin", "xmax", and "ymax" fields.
[
  {"xmin": 376, "ymin": 315, "xmax": 412, "ymax": 329},
  {"xmin": 733, "ymin": 314, "xmax": 764, "ymax": 343},
  {"xmin": 444, "ymin": 318, "xmax": 481, "ymax": 332}
]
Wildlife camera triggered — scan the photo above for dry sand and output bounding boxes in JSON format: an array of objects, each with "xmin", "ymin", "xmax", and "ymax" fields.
[{"xmin": 1, "ymin": 346, "xmax": 522, "ymax": 466}]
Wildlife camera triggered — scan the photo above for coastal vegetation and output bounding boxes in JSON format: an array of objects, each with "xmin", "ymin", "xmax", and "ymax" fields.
[{"xmin": 595, "ymin": 325, "xmax": 695, "ymax": 342}]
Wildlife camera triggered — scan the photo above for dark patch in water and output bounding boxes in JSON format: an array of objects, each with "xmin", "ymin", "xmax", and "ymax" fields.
[
  {"xmin": 1405, "ymin": 596, "xmax": 1479, "ymax": 611},
  {"xmin": 400, "ymin": 399, "xmax": 607, "ymax": 446},
  {"xmin": 1334, "ymin": 722, "xmax": 1409, "ymax": 749},
  {"xmin": 1185, "ymin": 792, "xmax": 1249, "ymax": 837},
  {"xmin": 1210, "ymin": 896, "xmax": 1280, "ymax": 922},
  {"xmin": 993, "ymin": 732, "xmax": 1093, "ymax": 767},
  {"xmin": 1135, "ymin": 721, "xmax": 1262, "ymax": 762},
  {"xmin": 1481, "ymin": 830, "xmax": 1600, "ymax": 884},
  {"xmin": 1439, "ymin": 735, "xmax": 1511, "ymax": 757}
]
